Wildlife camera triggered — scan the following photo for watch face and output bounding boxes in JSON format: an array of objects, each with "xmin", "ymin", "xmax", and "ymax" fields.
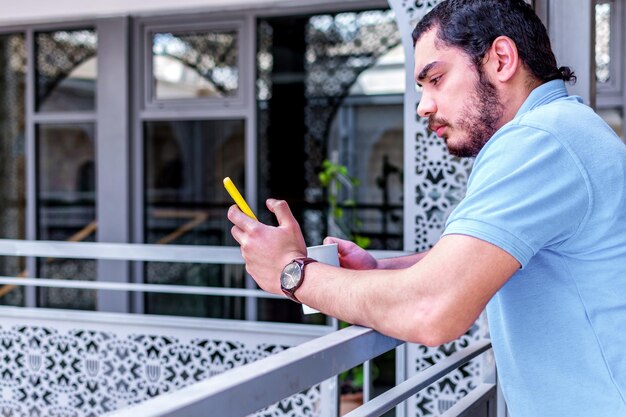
[{"xmin": 281, "ymin": 262, "xmax": 302, "ymax": 290}]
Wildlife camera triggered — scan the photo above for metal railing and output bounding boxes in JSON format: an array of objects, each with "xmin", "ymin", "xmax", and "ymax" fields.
[
  {"xmin": 0, "ymin": 239, "xmax": 403, "ymax": 299},
  {"xmin": 0, "ymin": 239, "xmax": 499, "ymax": 417},
  {"xmin": 105, "ymin": 326, "xmax": 495, "ymax": 417}
]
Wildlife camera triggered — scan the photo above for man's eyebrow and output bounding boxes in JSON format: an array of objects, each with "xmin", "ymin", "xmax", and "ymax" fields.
[{"xmin": 416, "ymin": 61, "xmax": 441, "ymax": 85}]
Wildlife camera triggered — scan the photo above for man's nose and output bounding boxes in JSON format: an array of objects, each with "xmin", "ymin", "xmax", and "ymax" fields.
[{"xmin": 416, "ymin": 92, "xmax": 436, "ymax": 118}]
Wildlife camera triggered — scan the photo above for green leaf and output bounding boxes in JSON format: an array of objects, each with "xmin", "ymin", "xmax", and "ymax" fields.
[
  {"xmin": 354, "ymin": 235, "xmax": 371, "ymax": 249},
  {"xmin": 352, "ymin": 366, "xmax": 364, "ymax": 387}
]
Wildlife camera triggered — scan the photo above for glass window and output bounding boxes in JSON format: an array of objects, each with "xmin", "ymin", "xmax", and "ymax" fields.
[
  {"xmin": 143, "ymin": 119, "xmax": 246, "ymax": 318},
  {"xmin": 256, "ymin": 9, "xmax": 403, "ymax": 326},
  {"xmin": 327, "ymin": 102, "xmax": 404, "ymax": 250},
  {"xmin": 595, "ymin": 1, "xmax": 624, "ymax": 141},
  {"xmin": 0, "ymin": 33, "xmax": 27, "ymax": 307},
  {"xmin": 595, "ymin": 2, "xmax": 612, "ymax": 84},
  {"xmin": 349, "ymin": 44, "xmax": 405, "ymax": 96},
  {"xmin": 152, "ymin": 30, "xmax": 239, "ymax": 100},
  {"xmin": 35, "ymin": 29, "xmax": 97, "ymax": 112},
  {"xmin": 37, "ymin": 124, "xmax": 96, "ymax": 310},
  {"xmin": 257, "ymin": 10, "xmax": 403, "ymax": 250}
]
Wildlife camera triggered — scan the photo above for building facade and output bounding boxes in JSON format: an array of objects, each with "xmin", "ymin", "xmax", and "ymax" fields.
[{"xmin": 0, "ymin": 0, "xmax": 623, "ymax": 416}]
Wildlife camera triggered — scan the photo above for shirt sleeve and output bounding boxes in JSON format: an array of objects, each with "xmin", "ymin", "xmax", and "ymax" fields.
[{"xmin": 442, "ymin": 123, "xmax": 591, "ymax": 267}]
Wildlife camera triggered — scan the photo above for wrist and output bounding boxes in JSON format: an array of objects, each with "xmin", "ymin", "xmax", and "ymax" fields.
[{"xmin": 280, "ymin": 256, "xmax": 318, "ymax": 303}]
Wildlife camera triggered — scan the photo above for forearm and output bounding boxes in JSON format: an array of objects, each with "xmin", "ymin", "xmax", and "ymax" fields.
[
  {"xmin": 296, "ymin": 262, "xmax": 438, "ymax": 344},
  {"xmin": 228, "ymin": 202, "xmax": 517, "ymax": 346},
  {"xmin": 376, "ymin": 250, "xmax": 429, "ymax": 270},
  {"xmin": 293, "ymin": 235, "xmax": 517, "ymax": 346}
]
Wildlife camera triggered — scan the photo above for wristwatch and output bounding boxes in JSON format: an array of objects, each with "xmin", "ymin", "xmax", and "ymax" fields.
[{"xmin": 280, "ymin": 257, "xmax": 318, "ymax": 303}]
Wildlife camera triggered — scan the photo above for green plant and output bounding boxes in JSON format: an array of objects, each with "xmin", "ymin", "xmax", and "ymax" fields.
[
  {"xmin": 318, "ymin": 159, "xmax": 371, "ymax": 249},
  {"xmin": 319, "ymin": 160, "xmax": 374, "ymax": 391}
]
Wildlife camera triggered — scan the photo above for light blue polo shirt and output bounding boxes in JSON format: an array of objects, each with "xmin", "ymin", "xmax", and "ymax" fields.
[{"xmin": 443, "ymin": 80, "xmax": 626, "ymax": 416}]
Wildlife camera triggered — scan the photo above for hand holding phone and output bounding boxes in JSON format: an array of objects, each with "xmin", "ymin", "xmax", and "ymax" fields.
[{"xmin": 223, "ymin": 177, "xmax": 258, "ymax": 220}]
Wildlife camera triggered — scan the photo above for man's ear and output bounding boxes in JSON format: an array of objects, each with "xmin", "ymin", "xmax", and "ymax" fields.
[{"xmin": 486, "ymin": 36, "xmax": 520, "ymax": 82}]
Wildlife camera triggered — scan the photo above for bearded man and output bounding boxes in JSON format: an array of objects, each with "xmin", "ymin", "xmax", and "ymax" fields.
[{"xmin": 228, "ymin": 1, "xmax": 626, "ymax": 415}]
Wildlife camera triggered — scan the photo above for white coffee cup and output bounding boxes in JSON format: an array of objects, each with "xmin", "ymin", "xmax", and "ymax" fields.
[{"xmin": 302, "ymin": 243, "xmax": 339, "ymax": 314}]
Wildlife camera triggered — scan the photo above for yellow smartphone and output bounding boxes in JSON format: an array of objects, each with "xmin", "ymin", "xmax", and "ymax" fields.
[{"xmin": 223, "ymin": 177, "xmax": 258, "ymax": 220}]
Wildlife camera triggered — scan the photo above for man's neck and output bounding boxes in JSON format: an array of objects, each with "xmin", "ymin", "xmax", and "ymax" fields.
[{"xmin": 497, "ymin": 75, "xmax": 542, "ymax": 129}]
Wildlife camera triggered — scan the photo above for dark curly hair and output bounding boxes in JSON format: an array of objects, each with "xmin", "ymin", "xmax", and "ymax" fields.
[{"xmin": 412, "ymin": 0, "xmax": 576, "ymax": 84}]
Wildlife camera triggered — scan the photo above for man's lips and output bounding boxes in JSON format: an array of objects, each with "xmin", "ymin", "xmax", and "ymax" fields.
[{"xmin": 429, "ymin": 123, "xmax": 447, "ymax": 137}]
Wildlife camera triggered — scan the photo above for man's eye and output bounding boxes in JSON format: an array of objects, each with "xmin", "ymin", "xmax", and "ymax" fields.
[{"xmin": 431, "ymin": 76, "xmax": 441, "ymax": 86}]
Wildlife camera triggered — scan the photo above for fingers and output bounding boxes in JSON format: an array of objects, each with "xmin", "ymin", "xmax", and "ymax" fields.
[
  {"xmin": 230, "ymin": 225, "xmax": 244, "ymax": 246},
  {"xmin": 323, "ymin": 236, "xmax": 348, "ymax": 245},
  {"xmin": 227, "ymin": 204, "xmax": 257, "ymax": 231},
  {"xmin": 229, "ymin": 205, "xmax": 265, "ymax": 246},
  {"xmin": 266, "ymin": 199, "xmax": 298, "ymax": 228},
  {"xmin": 323, "ymin": 236, "xmax": 356, "ymax": 252}
]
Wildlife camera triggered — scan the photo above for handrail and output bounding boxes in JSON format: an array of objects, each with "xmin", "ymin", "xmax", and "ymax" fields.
[
  {"xmin": 105, "ymin": 325, "xmax": 492, "ymax": 417},
  {"xmin": 0, "ymin": 276, "xmax": 283, "ymax": 298},
  {"xmin": 107, "ymin": 326, "xmax": 402, "ymax": 417},
  {"xmin": 0, "ymin": 239, "xmax": 495, "ymax": 416},
  {"xmin": 0, "ymin": 238, "xmax": 406, "ymax": 264},
  {"xmin": 438, "ymin": 383, "xmax": 497, "ymax": 417},
  {"xmin": 344, "ymin": 339, "xmax": 492, "ymax": 417},
  {"xmin": 0, "ymin": 239, "xmax": 251, "ymax": 298},
  {"xmin": 0, "ymin": 239, "xmax": 407, "ymax": 297},
  {"xmin": 0, "ymin": 239, "xmax": 244, "ymax": 263}
]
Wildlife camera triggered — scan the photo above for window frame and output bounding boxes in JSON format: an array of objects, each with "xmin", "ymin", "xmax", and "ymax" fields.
[
  {"xmin": 141, "ymin": 19, "xmax": 248, "ymax": 112},
  {"xmin": 4, "ymin": 20, "xmax": 100, "ymax": 308},
  {"xmin": 131, "ymin": 13, "xmax": 257, "ymax": 316},
  {"xmin": 0, "ymin": 0, "xmax": 393, "ymax": 315},
  {"xmin": 596, "ymin": 0, "xmax": 624, "ymax": 108}
]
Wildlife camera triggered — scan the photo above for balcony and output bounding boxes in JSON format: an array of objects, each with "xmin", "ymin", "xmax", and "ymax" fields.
[{"xmin": 0, "ymin": 239, "xmax": 500, "ymax": 417}]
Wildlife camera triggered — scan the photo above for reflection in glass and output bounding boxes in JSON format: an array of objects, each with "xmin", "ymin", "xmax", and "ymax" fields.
[
  {"xmin": 36, "ymin": 29, "xmax": 97, "ymax": 112},
  {"xmin": 144, "ymin": 119, "xmax": 246, "ymax": 318},
  {"xmin": 0, "ymin": 34, "xmax": 26, "ymax": 306},
  {"xmin": 595, "ymin": 3, "xmax": 611, "ymax": 84},
  {"xmin": 37, "ymin": 124, "xmax": 96, "ymax": 310},
  {"xmin": 327, "ymin": 104, "xmax": 404, "ymax": 250},
  {"xmin": 257, "ymin": 10, "xmax": 402, "ymax": 247},
  {"xmin": 349, "ymin": 44, "xmax": 405, "ymax": 96},
  {"xmin": 152, "ymin": 31, "xmax": 239, "ymax": 100},
  {"xmin": 256, "ymin": 9, "xmax": 403, "ymax": 325}
]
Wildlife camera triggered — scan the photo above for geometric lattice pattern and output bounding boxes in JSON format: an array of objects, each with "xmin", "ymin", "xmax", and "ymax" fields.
[
  {"xmin": 413, "ymin": 116, "xmax": 474, "ymax": 252},
  {"xmin": 0, "ymin": 324, "xmax": 321, "ymax": 417},
  {"xmin": 0, "ymin": 33, "xmax": 27, "ymax": 308},
  {"xmin": 35, "ymin": 29, "xmax": 97, "ymax": 111},
  {"xmin": 406, "ymin": 319, "xmax": 486, "ymax": 415},
  {"xmin": 387, "ymin": 1, "xmax": 486, "ymax": 416}
]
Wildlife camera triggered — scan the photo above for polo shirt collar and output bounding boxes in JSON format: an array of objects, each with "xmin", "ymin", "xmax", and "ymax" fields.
[{"xmin": 515, "ymin": 79, "xmax": 571, "ymax": 118}]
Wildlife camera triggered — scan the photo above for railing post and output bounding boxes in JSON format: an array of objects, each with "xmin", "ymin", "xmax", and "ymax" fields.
[
  {"xmin": 395, "ymin": 343, "xmax": 407, "ymax": 417},
  {"xmin": 363, "ymin": 359, "xmax": 373, "ymax": 403}
]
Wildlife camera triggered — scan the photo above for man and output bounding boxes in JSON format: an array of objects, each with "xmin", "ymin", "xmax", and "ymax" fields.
[{"xmin": 228, "ymin": 0, "xmax": 626, "ymax": 415}]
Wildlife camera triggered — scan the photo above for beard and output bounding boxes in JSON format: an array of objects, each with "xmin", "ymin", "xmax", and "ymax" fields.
[{"xmin": 430, "ymin": 67, "xmax": 503, "ymax": 158}]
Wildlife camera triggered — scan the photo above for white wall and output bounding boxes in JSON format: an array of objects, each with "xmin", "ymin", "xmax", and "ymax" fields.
[
  {"xmin": 535, "ymin": 0, "xmax": 595, "ymax": 106},
  {"xmin": 0, "ymin": 0, "xmax": 267, "ymax": 25},
  {"xmin": 0, "ymin": 0, "xmax": 376, "ymax": 26}
]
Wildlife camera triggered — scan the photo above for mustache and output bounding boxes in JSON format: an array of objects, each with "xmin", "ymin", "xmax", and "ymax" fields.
[{"xmin": 427, "ymin": 116, "xmax": 451, "ymax": 131}]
